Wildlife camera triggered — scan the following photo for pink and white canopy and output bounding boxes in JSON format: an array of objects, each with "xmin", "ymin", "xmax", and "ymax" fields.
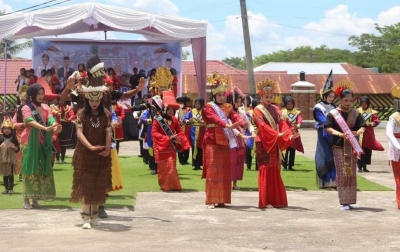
[{"xmin": 0, "ymin": 2, "xmax": 207, "ymax": 97}]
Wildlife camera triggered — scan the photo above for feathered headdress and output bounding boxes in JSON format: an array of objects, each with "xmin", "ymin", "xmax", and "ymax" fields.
[
  {"xmin": 207, "ymin": 71, "xmax": 228, "ymax": 95},
  {"xmin": 320, "ymin": 69, "xmax": 333, "ymax": 98},
  {"xmin": 332, "ymin": 80, "xmax": 354, "ymax": 97},
  {"xmin": 257, "ymin": 78, "xmax": 276, "ymax": 95}
]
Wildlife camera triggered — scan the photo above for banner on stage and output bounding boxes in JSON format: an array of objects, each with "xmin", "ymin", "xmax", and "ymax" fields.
[{"xmin": 32, "ymin": 38, "xmax": 182, "ymax": 94}]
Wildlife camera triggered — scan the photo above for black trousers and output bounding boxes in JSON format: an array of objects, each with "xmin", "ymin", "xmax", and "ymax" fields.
[
  {"xmin": 245, "ymin": 146, "xmax": 258, "ymax": 170},
  {"xmin": 358, "ymin": 147, "xmax": 372, "ymax": 168},
  {"xmin": 56, "ymin": 146, "xmax": 67, "ymax": 161},
  {"xmin": 116, "ymin": 141, "xmax": 120, "ymax": 153},
  {"xmin": 192, "ymin": 147, "xmax": 203, "ymax": 168},
  {"xmin": 283, "ymin": 147, "xmax": 296, "ymax": 168},
  {"xmin": 139, "ymin": 139, "xmax": 144, "ymax": 156},
  {"xmin": 3, "ymin": 175, "xmax": 14, "ymax": 191},
  {"xmin": 149, "ymin": 154, "xmax": 157, "ymax": 172},
  {"xmin": 178, "ymin": 149, "xmax": 190, "ymax": 165}
]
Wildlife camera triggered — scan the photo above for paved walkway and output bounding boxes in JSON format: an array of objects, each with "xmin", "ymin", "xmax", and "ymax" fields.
[{"xmin": 2, "ymin": 128, "xmax": 399, "ymax": 252}]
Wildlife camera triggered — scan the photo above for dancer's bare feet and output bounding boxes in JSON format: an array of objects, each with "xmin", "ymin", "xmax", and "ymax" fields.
[
  {"xmin": 207, "ymin": 204, "xmax": 215, "ymax": 209},
  {"xmin": 266, "ymin": 204, "xmax": 274, "ymax": 209}
]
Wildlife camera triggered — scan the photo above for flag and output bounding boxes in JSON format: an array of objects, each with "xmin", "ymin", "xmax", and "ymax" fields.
[{"xmin": 322, "ymin": 69, "xmax": 333, "ymax": 93}]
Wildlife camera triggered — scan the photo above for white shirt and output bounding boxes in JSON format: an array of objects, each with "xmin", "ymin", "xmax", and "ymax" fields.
[{"xmin": 386, "ymin": 116, "xmax": 400, "ymax": 161}]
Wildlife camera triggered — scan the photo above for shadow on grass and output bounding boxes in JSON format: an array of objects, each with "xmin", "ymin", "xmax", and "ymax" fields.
[
  {"xmin": 104, "ymin": 204, "xmax": 135, "ymax": 210},
  {"xmin": 107, "ymin": 195, "xmax": 135, "ymax": 200},
  {"xmin": 181, "ymin": 189, "xmax": 199, "ymax": 192},
  {"xmin": 237, "ymin": 187, "xmax": 258, "ymax": 191},
  {"xmin": 285, "ymin": 186, "xmax": 308, "ymax": 191},
  {"xmin": 350, "ymin": 207, "xmax": 386, "ymax": 213},
  {"xmin": 35, "ymin": 205, "xmax": 75, "ymax": 210}
]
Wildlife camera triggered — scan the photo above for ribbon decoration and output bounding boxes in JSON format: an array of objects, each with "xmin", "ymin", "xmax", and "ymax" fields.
[{"xmin": 329, "ymin": 109, "xmax": 364, "ymax": 156}]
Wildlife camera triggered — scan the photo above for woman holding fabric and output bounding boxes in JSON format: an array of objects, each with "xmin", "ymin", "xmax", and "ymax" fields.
[
  {"xmin": 20, "ymin": 84, "xmax": 61, "ymax": 209},
  {"xmin": 324, "ymin": 80, "xmax": 366, "ymax": 210},
  {"xmin": 201, "ymin": 72, "xmax": 246, "ymax": 209}
]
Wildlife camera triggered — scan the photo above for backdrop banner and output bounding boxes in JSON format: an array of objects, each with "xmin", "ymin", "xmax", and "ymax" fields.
[{"xmin": 32, "ymin": 38, "xmax": 182, "ymax": 96}]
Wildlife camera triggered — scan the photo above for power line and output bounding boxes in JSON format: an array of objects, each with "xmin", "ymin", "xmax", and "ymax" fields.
[
  {"xmin": 2, "ymin": 0, "xmax": 67, "ymax": 16},
  {"xmin": 27, "ymin": 0, "xmax": 72, "ymax": 13}
]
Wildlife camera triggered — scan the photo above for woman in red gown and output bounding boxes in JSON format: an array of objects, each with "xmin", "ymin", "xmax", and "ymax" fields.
[
  {"xmin": 151, "ymin": 91, "xmax": 190, "ymax": 191},
  {"xmin": 253, "ymin": 78, "xmax": 298, "ymax": 208},
  {"xmin": 201, "ymin": 72, "xmax": 246, "ymax": 208}
]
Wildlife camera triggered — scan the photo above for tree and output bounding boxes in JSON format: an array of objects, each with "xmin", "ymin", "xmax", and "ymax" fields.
[
  {"xmin": 348, "ymin": 23, "xmax": 400, "ymax": 73},
  {"xmin": 222, "ymin": 56, "xmax": 246, "ymax": 70},
  {"xmin": 0, "ymin": 10, "xmax": 33, "ymax": 59},
  {"xmin": 182, "ymin": 50, "xmax": 190, "ymax": 60}
]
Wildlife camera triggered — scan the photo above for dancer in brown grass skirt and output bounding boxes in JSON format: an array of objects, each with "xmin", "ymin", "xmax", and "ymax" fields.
[{"xmin": 70, "ymin": 84, "xmax": 112, "ymax": 229}]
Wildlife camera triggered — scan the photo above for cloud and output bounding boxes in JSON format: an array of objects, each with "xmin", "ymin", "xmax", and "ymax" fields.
[
  {"xmin": 0, "ymin": 0, "xmax": 13, "ymax": 13},
  {"xmin": 107, "ymin": 0, "xmax": 180, "ymax": 16}
]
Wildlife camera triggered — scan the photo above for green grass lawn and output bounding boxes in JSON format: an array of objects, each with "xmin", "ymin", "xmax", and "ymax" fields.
[{"xmin": 0, "ymin": 155, "xmax": 390, "ymax": 209}]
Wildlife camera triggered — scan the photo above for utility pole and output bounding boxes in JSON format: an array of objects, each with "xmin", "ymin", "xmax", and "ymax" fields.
[{"xmin": 240, "ymin": 0, "xmax": 256, "ymax": 95}]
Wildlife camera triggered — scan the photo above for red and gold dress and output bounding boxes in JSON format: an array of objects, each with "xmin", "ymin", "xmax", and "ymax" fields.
[
  {"xmin": 151, "ymin": 115, "xmax": 190, "ymax": 191},
  {"xmin": 253, "ymin": 103, "xmax": 293, "ymax": 208},
  {"xmin": 201, "ymin": 102, "xmax": 244, "ymax": 205},
  {"xmin": 112, "ymin": 103, "xmax": 125, "ymax": 140}
]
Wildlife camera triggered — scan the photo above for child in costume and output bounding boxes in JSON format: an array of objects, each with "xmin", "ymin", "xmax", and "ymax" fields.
[
  {"xmin": 281, "ymin": 96, "xmax": 304, "ymax": 171},
  {"xmin": 151, "ymin": 91, "xmax": 190, "ymax": 191},
  {"xmin": 324, "ymin": 81, "xmax": 366, "ymax": 210},
  {"xmin": 357, "ymin": 96, "xmax": 384, "ymax": 172},
  {"xmin": 0, "ymin": 119, "xmax": 19, "ymax": 194}
]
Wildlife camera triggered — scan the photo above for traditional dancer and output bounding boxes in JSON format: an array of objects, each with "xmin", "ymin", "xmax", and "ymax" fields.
[
  {"xmin": 152, "ymin": 91, "xmax": 190, "ymax": 191},
  {"xmin": 12, "ymin": 89, "xmax": 28, "ymax": 181},
  {"xmin": 54, "ymin": 99, "xmax": 75, "ymax": 163},
  {"xmin": 357, "ymin": 96, "xmax": 384, "ymax": 172},
  {"xmin": 253, "ymin": 78, "xmax": 297, "ymax": 209},
  {"xmin": 281, "ymin": 96, "xmax": 304, "ymax": 171},
  {"xmin": 141, "ymin": 97, "xmax": 158, "ymax": 174},
  {"xmin": 314, "ymin": 76, "xmax": 337, "ymax": 189},
  {"xmin": 70, "ymin": 84, "xmax": 112, "ymax": 229},
  {"xmin": 386, "ymin": 87, "xmax": 400, "ymax": 209},
  {"xmin": 324, "ymin": 81, "xmax": 366, "ymax": 210},
  {"xmin": 0, "ymin": 119, "xmax": 19, "ymax": 194},
  {"xmin": 183, "ymin": 98, "xmax": 206, "ymax": 170},
  {"xmin": 21, "ymin": 84, "xmax": 61, "ymax": 209},
  {"xmin": 111, "ymin": 94, "xmax": 125, "ymax": 153},
  {"xmin": 227, "ymin": 88, "xmax": 254, "ymax": 190},
  {"xmin": 201, "ymin": 72, "xmax": 246, "ymax": 208},
  {"xmin": 245, "ymin": 99, "xmax": 260, "ymax": 171},
  {"xmin": 176, "ymin": 97, "xmax": 191, "ymax": 165}
]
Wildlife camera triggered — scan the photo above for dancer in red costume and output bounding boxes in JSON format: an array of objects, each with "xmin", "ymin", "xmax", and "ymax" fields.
[
  {"xmin": 201, "ymin": 72, "xmax": 247, "ymax": 209},
  {"xmin": 253, "ymin": 78, "xmax": 298, "ymax": 209}
]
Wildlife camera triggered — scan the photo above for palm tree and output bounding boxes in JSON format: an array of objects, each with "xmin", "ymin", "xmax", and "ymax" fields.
[{"xmin": 0, "ymin": 10, "xmax": 33, "ymax": 58}]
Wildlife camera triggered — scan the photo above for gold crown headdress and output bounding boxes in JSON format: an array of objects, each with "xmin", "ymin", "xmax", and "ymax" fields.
[
  {"xmin": 18, "ymin": 84, "xmax": 28, "ymax": 98},
  {"xmin": 272, "ymin": 94, "xmax": 283, "ymax": 105},
  {"xmin": 332, "ymin": 80, "xmax": 354, "ymax": 97},
  {"xmin": 82, "ymin": 86, "xmax": 108, "ymax": 100},
  {"xmin": 257, "ymin": 78, "xmax": 277, "ymax": 95},
  {"xmin": 207, "ymin": 71, "xmax": 228, "ymax": 95},
  {"xmin": 391, "ymin": 85, "xmax": 400, "ymax": 99},
  {"xmin": 90, "ymin": 62, "xmax": 106, "ymax": 78},
  {"xmin": 1, "ymin": 118, "xmax": 14, "ymax": 129},
  {"xmin": 149, "ymin": 67, "xmax": 174, "ymax": 95}
]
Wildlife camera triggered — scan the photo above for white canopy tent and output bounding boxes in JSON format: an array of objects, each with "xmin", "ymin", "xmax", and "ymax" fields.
[{"xmin": 0, "ymin": 2, "xmax": 207, "ymax": 111}]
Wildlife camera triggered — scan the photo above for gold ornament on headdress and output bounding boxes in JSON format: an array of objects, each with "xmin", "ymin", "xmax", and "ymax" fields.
[
  {"xmin": 207, "ymin": 71, "xmax": 228, "ymax": 95},
  {"xmin": 1, "ymin": 118, "xmax": 14, "ymax": 129},
  {"xmin": 90, "ymin": 62, "xmax": 106, "ymax": 78},
  {"xmin": 332, "ymin": 80, "xmax": 354, "ymax": 96},
  {"xmin": 391, "ymin": 85, "xmax": 400, "ymax": 99},
  {"xmin": 149, "ymin": 67, "xmax": 174, "ymax": 95},
  {"xmin": 82, "ymin": 86, "xmax": 108, "ymax": 100},
  {"xmin": 257, "ymin": 78, "xmax": 277, "ymax": 94},
  {"xmin": 272, "ymin": 94, "xmax": 283, "ymax": 105},
  {"xmin": 18, "ymin": 84, "xmax": 28, "ymax": 98},
  {"xmin": 18, "ymin": 91, "xmax": 27, "ymax": 101}
]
